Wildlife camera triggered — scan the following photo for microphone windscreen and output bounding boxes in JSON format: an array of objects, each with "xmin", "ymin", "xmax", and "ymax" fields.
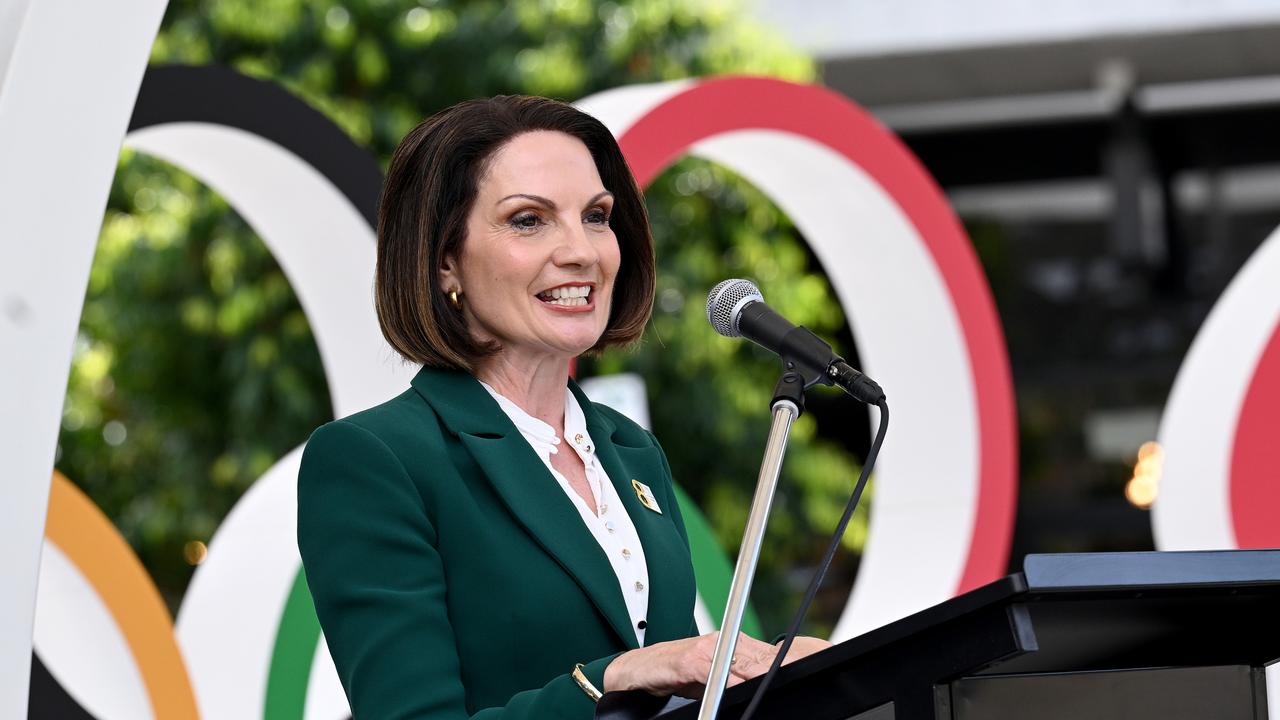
[{"xmin": 706, "ymin": 278, "xmax": 764, "ymax": 338}]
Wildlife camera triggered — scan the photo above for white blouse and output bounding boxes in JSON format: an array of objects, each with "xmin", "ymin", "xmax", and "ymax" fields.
[{"xmin": 479, "ymin": 382, "xmax": 651, "ymax": 646}]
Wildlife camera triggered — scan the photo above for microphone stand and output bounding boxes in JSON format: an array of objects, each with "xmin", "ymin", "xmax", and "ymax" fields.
[{"xmin": 698, "ymin": 368, "xmax": 811, "ymax": 720}]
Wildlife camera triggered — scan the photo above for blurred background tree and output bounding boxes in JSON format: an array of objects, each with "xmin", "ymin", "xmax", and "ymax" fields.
[{"xmin": 59, "ymin": 0, "xmax": 869, "ymax": 636}]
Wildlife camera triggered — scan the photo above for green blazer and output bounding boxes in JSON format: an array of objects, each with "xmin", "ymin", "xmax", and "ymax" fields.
[{"xmin": 298, "ymin": 366, "xmax": 698, "ymax": 719}]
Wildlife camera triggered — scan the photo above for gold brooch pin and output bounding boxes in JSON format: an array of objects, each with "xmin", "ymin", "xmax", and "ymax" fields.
[{"xmin": 632, "ymin": 479, "xmax": 662, "ymax": 514}]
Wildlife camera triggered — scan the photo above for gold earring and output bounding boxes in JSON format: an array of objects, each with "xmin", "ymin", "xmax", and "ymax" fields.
[{"xmin": 448, "ymin": 289, "xmax": 461, "ymax": 309}]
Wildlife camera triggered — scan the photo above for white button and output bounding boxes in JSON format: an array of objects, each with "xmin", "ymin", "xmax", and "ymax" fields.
[
  {"xmin": 634, "ymin": 581, "xmax": 645, "ymax": 592},
  {"xmin": 621, "ymin": 548, "xmax": 631, "ymax": 559},
  {"xmin": 574, "ymin": 433, "xmax": 584, "ymax": 444},
  {"xmin": 605, "ymin": 521, "xmax": 616, "ymax": 534},
  {"xmin": 599, "ymin": 504, "xmax": 608, "ymax": 514}
]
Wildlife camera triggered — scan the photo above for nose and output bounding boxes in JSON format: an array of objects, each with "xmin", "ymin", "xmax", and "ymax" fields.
[{"xmin": 552, "ymin": 218, "xmax": 599, "ymax": 268}]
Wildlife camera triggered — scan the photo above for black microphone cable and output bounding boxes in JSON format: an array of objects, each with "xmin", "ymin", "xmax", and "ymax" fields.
[{"xmin": 738, "ymin": 398, "xmax": 889, "ymax": 720}]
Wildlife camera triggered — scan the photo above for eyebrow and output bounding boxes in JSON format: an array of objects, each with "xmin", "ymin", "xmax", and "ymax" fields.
[{"xmin": 496, "ymin": 190, "xmax": 613, "ymax": 210}]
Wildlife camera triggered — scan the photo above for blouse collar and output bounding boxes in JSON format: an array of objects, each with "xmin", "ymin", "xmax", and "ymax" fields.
[{"xmin": 478, "ymin": 381, "xmax": 592, "ymax": 457}]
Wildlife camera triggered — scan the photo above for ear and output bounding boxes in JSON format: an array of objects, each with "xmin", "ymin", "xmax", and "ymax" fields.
[{"xmin": 438, "ymin": 253, "xmax": 461, "ymax": 294}]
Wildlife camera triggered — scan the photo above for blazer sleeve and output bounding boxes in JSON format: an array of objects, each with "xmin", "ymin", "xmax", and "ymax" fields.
[{"xmin": 297, "ymin": 419, "xmax": 619, "ymax": 720}]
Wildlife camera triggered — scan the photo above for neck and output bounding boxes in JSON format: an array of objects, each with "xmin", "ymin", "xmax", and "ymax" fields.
[{"xmin": 476, "ymin": 353, "xmax": 572, "ymax": 432}]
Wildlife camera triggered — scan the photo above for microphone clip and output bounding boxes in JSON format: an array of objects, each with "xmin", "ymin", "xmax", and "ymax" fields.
[
  {"xmin": 771, "ymin": 326, "xmax": 835, "ymax": 412},
  {"xmin": 773, "ymin": 325, "xmax": 887, "ymax": 408}
]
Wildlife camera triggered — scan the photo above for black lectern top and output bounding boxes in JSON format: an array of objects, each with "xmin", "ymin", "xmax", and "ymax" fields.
[{"xmin": 597, "ymin": 549, "xmax": 1280, "ymax": 720}]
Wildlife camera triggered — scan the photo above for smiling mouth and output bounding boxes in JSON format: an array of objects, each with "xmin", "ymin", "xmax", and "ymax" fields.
[{"xmin": 536, "ymin": 285, "xmax": 592, "ymax": 307}]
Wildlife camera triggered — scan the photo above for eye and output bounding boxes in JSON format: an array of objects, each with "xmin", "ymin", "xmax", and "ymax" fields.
[
  {"xmin": 584, "ymin": 207, "xmax": 611, "ymax": 226},
  {"xmin": 509, "ymin": 212, "xmax": 544, "ymax": 232}
]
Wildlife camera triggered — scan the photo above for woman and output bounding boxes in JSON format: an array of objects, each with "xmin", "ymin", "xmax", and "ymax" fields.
[{"xmin": 298, "ymin": 95, "xmax": 822, "ymax": 719}]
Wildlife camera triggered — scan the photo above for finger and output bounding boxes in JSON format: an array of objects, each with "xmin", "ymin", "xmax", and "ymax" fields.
[
  {"xmin": 729, "ymin": 653, "xmax": 772, "ymax": 680},
  {"xmin": 781, "ymin": 639, "xmax": 817, "ymax": 663},
  {"xmin": 727, "ymin": 654, "xmax": 759, "ymax": 680},
  {"xmin": 733, "ymin": 636, "xmax": 778, "ymax": 663},
  {"xmin": 734, "ymin": 641, "xmax": 779, "ymax": 669},
  {"xmin": 781, "ymin": 637, "xmax": 831, "ymax": 664},
  {"xmin": 696, "ymin": 631, "xmax": 725, "ymax": 659}
]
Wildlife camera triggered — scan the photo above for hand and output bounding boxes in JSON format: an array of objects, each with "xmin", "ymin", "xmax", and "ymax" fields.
[
  {"xmin": 603, "ymin": 631, "xmax": 780, "ymax": 698},
  {"xmin": 778, "ymin": 635, "xmax": 832, "ymax": 664}
]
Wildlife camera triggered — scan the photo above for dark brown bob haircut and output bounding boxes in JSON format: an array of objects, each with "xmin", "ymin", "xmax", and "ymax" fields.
[{"xmin": 374, "ymin": 95, "xmax": 655, "ymax": 372}]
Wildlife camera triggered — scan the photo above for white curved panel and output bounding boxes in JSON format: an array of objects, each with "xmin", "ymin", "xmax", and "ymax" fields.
[
  {"xmin": 124, "ymin": 123, "xmax": 416, "ymax": 418},
  {"xmin": 574, "ymin": 80, "xmax": 693, "ymax": 137},
  {"xmin": 1155, "ymin": 225, "xmax": 1280, "ymax": 550},
  {"xmin": 33, "ymin": 543, "xmax": 153, "ymax": 720},
  {"xmin": 0, "ymin": 2, "xmax": 168, "ymax": 714},
  {"xmin": 176, "ymin": 447, "xmax": 306, "ymax": 720}
]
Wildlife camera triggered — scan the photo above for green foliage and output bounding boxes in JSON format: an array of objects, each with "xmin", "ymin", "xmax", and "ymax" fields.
[{"xmin": 59, "ymin": 0, "xmax": 868, "ymax": 634}]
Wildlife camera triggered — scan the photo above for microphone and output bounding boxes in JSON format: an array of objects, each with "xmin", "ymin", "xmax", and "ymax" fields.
[{"xmin": 706, "ymin": 278, "xmax": 885, "ymax": 405}]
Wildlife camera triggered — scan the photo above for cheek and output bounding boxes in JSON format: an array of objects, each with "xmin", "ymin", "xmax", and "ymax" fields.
[
  {"xmin": 470, "ymin": 246, "xmax": 529, "ymax": 292},
  {"xmin": 458, "ymin": 247, "xmax": 527, "ymax": 324},
  {"xmin": 603, "ymin": 233, "xmax": 623, "ymax": 279}
]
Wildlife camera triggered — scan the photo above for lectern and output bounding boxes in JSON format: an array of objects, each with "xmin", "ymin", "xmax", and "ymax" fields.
[{"xmin": 597, "ymin": 550, "xmax": 1280, "ymax": 720}]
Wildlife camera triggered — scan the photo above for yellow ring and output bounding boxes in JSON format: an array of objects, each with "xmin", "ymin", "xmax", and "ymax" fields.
[{"xmin": 44, "ymin": 471, "xmax": 199, "ymax": 719}]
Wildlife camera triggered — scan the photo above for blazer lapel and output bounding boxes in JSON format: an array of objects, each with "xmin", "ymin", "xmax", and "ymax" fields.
[
  {"xmin": 572, "ymin": 382, "xmax": 697, "ymax": 647},
  {"xmin": 411, "ymin": 368, "xmax": 640, "ymax": 650}
]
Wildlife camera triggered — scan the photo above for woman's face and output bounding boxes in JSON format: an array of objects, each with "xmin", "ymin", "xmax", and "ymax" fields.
[{"xmin": 442, "ymin": 130, "xmax": 621, "ymax": 365}]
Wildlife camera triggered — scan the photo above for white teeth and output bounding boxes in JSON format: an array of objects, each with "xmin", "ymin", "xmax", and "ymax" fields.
[
  {"xmin": 543, "ymin": 296, "xmax": 588, "ymax": 307},
  {"xmin": 539, "ymin": 285, "xmax": 590, "ymax": 302}
]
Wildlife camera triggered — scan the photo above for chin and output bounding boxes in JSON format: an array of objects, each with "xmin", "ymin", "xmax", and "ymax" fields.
[
  {"xmin": 557, "ymin": 338, "xmax": 601, "ymax": 357},
  {"xmin": 544, "ymin": 325, "xmax": 606, "ymax": 356}
]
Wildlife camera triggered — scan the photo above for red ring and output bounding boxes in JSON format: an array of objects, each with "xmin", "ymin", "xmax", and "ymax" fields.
[
  {"xmin": 1229, "ymin": 319, "xmax": 1280, "ymax": 548},
  {"xmin": 617, "ymin": 77, "xmax": 1017, "ymax": 593}
]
